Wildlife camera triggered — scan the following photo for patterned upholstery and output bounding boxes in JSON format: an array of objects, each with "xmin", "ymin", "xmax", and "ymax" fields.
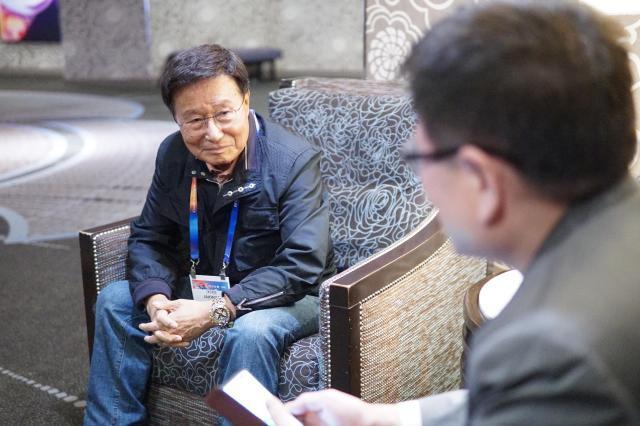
[
  {"xmin": 269, "ymin": 78, "xmax": 431, "ymax": 271},
  {"xmin": 151, "ymin": 328, "xmax": 225, "ymax": 395},
  {"xmin": 146, "ymin": 77, "xmax": 427, "ymax": 401},
  {"xmin": 270, "ymin": 77, "xmax": 437, "ymax": 396},
  {"xmin": 81, "ymin": 223, "xmax": 322, "ymax": 423},
  {"xmin": 151, "ymin": 330, "xmax": 319, "ymax": 402},
  {"xmin": 81, "ymin": 77, "xmax": 433, "ymax": 423},
  {"xmin": 277, "ymin": 335, "xmax": 323, "ymax": 401}
]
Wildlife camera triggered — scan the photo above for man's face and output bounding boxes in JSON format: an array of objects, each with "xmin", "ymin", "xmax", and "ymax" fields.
[
  {"xmin": 172, "ymin": 75, "xmax": 250, "ymax": 168},
  {"xmin": 413, "ymin": 122, "xmax": 479, "ymax": 255}
]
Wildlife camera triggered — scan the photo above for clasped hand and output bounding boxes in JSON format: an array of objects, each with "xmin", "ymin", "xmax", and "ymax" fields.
[{"xmin": 139, "ymin": 295, "xmax": 211, "ymax": 348}]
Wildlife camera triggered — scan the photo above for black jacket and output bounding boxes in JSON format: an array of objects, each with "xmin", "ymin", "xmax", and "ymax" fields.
[{"xmin": 126, "ymin": 113, "xmax": 335, "ymax": 315}]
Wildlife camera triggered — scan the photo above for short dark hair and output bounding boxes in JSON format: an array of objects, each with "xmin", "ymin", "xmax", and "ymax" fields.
[
  {"xmin": 160, "ymin": 44, "xmax": 250, "ymax": 115},
  {"xmin": 404, "ymin": 0, "xmax": 636, "ymax": 203}
]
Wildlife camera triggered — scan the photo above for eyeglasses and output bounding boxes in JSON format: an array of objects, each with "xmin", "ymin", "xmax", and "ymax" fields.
[
  {"xmin": 179, "ymin": 100, "xmax": 245, "ymax": 133},
  {"xmin": 402, "ymin": 145, "xmax": 460, "ymax": 173},
  {"xmin": 403, "ymin": 144, "xmax": 520, "ymax": 174},
  {"xmin": 403, "ymin": 146, "xmax": 461, "ymax": 163}
]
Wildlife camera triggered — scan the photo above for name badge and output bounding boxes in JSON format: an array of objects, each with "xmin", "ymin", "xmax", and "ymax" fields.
[{"xmin": 190, "ymin": 274, "xmax": 231, "ymax": 301}]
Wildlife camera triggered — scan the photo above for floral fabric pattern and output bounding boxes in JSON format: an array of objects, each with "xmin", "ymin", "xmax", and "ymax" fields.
[
  {"xmin": 269, "ymin": 78, "xmax": 431, "ymax": 270},
  {"xmin": 365, "ymin": 0, "xmax": 481, "ymax": 80},
  {"xmin": 151, "ymin": 328, "xmax": 323, "ymax": 399}
]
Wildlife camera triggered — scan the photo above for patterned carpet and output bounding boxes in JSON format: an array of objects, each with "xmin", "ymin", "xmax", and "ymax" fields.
[
  {"xmin": 0, "ymin": 119, "xmax": 177, "ymax": 243},
  {"xmin": 0, "ymin": 90, "xmax": 144, "ymax": 122},
  {"xmin": 0, "ymin": 89, "xmax": 174, "ymax": 424}
]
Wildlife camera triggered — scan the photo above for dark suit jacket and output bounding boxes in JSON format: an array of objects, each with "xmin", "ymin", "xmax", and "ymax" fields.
[{"xmin": 420, "ymin": 176, "xmax": 640, "ymax": 425}]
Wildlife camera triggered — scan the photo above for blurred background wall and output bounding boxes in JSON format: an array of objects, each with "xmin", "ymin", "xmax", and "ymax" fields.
[
  {"xmin": 0, "ymin": 0, "xmax": 637, "ymax": 114},
  {"xmin": 148, "ymin": 0, "xmax": 364, "ymax": 79},
  {"xmin": 363, "ymin": 0, "xmax": 640, "ymax": 130},
  {"xmin": 0, "ymin": 0, "xmax": 365, "ymax": 80}
]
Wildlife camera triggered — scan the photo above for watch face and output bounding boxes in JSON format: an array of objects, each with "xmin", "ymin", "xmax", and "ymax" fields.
[{"xmin": 213, "ymin": 307, "xmax": 229, "ymax": 326}]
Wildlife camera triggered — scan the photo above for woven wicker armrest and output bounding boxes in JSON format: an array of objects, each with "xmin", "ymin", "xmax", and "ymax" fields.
[
  {"xmin": 79, "ymin": 217, "xmax": 136, "ymax": 356},
  {"xmin": 320, "ymin": 211, "xmax": 487, "ymax": 403}
]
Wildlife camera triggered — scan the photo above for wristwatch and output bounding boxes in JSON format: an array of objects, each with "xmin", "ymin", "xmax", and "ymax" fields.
[{"xmin": 209, "ymin": 296, "xmax": 234, "ymax": 328}]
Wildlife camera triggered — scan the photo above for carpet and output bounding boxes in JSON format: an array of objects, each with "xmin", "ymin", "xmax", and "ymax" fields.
[
  {"xmin": 0, "ymin": 90, "xmax": 144, "ymax": 122},
  {"xmin": 0, "ymin": 119, "xmax": 177, "ymax": 243}
]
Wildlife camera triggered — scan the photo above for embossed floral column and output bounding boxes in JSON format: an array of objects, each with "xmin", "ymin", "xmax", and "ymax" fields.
[
  {"xmin": 365, "ymin": 0, "xmax": 480, "ymax": 80},
  {"xmin": 618, "ymin": 14, "xmax": 640, "ymax": 177},
  {"xmin": 620, "ymin": 16, "xmax": 640, "ymax": 128}
]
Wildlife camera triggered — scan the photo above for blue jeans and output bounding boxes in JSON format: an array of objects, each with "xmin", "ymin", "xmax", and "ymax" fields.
[{"xmin": 84, "ymin": 280, "xmax": 319, "ymax": 425}]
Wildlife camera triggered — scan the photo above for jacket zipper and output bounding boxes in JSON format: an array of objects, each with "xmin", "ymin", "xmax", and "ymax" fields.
[
  {"xmin": 205, "ymin": 177, "xmax": 232, "ymax": 190},
  {"xmin": 204, "ymin": 175, "xmax": 281, "ymax": 310},
  {"xmin": 236, "ymin": 291, "xmax": 285, "ymax": 311}
]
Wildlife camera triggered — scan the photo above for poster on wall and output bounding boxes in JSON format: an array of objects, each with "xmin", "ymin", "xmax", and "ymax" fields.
[{"xmin": 0, "ymin": 0, "xmax": 61, "ymax": 43}]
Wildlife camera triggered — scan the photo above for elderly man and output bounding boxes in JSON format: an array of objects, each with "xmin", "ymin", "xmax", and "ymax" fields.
[
  {"xmin": 268, "ymin": 1, "xmax": 640, "ymax": 424},
  {"xmin": 84, "ymin": 44, "xmax": 335, "ymax": 424}
]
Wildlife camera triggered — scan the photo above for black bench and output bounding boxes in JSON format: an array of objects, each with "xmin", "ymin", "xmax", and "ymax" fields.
[{"xmin": 233, "ymin": 47, "xmax": 282, "ymax": 81}]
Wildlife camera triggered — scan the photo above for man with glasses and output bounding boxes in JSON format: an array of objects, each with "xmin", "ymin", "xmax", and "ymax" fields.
[
  {"xmin": 268, "ymin": 1, "xmax": 640, "ymax": 424},
  {"xmin": 84, "ymin": 44, "xmax": 335, "ymax": 425}
]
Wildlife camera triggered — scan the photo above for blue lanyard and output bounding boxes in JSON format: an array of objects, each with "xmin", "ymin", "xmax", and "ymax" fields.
[
  {"xmin": 222, "ymin": 199, "xmax": 240, "ymax": 278},
  {"xmin": 189, "ymin": 177, "xmax": 240, "ymax": 278},
  {"xmin": 189, "ymin": 177, "xmax": 199, "ymax": 276}
]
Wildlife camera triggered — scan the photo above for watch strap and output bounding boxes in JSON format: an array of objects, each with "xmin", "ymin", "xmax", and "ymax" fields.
[{"xmin": 209, "ymin": 296, "xmax": 233, "ymax": 328}]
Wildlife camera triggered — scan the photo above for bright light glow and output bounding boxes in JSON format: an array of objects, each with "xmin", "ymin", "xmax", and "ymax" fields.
[{"xmin": 581, "ymin": 0, "xmax": 640, "ymax": 15}]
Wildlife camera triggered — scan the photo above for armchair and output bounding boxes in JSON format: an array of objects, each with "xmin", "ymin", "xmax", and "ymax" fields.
[{"xmin": 80, "ymin": 78, "xmax": 487, "ymax": 423}]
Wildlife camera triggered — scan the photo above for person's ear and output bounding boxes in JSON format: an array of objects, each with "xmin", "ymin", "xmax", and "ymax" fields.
[{"xmin": 457, "ymin": 145, "xmax": 504, "ymax": 226}]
